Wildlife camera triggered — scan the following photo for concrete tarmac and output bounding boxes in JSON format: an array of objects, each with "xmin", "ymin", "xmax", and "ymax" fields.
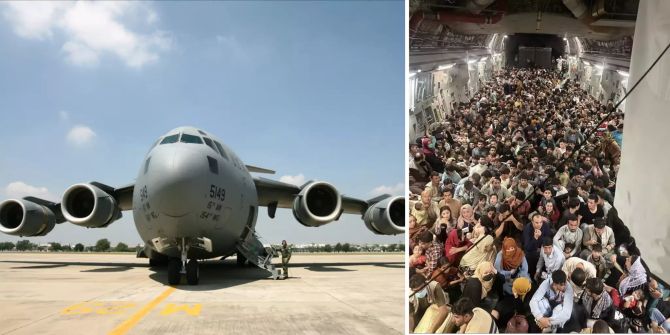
[{"xmin": 0, "ymin": 252, "xmax": 404, "ymax": 335}]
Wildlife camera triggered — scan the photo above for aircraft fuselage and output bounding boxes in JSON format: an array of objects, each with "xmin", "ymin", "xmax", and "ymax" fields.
[{"xmin": 132, "ymin": 127, "xmax": 258, "ymax": 259}]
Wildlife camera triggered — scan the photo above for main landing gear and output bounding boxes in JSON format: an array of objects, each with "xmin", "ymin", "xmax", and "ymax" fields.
[{"xmin": 167, "ymin": 239, "xmax": 200, "ymax": 285}]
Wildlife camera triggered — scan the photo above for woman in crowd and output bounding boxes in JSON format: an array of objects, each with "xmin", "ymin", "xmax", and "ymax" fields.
[
  {"xmin": 459, "ymin": 223, "xmax": 497, "ymax": 276},
  {"xmin": 494, "ymin": 237, "xmax": 529, "ymax": 296},
  {"xmin": 434, "ymin": 206, "xmax": 456, "ymax": 244},
  {"xmin": 445, "ymin": 227, "xmax": 473, "ymax": 265},
  {"xmin": 457, "ymin": 204, "xmax": 477, "ymax": 229}
]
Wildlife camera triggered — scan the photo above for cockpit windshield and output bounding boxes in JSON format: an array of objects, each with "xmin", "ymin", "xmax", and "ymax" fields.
[
  {"xmin": 160, "ymin": 134, "xmax": 180, "ymax": 144},
  {"xmin": 180, "ymin": 134, "xmax": 203, "ymax": 144}
]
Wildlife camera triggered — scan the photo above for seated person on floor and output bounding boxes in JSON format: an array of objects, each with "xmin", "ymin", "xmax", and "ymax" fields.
[
  {"xmin": 451, "ymin": 297, "xmax": 499, "ymax": 333},
  {"xmin": 494, "ymin": 237, "xmax": 529, "ymax": 296},
  {"xmin": 535, "ymin": 238, "xmax": 565, "ymax": 283},
  {"xmin": 409, "ymin": 273, "xmax": 449, "ymax": 333},
  {"xmin": 530, "ymin": 270, "xmax": 575, "ymax": 332}
]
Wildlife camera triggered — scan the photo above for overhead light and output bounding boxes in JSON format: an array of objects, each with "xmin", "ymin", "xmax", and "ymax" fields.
[
  {"xmin": 583, "ymin": 60, "xmax": 590, "ymax": 66},
  {"xmin": 479, "ymin": 57, "xmax": 488, "ymax": 62},
  {"xmin": 467, "ymin": 59, "xmax": 477, "ymax": 64},
  {"xmin": 417, "ymin": 69, "xmax": 422, "ymax": 73},
  {"xmin": 409, "ymin": 72, "xmax": 417, "ymax": 77},
  {"xmin": 617, "ymin": 70, "xmax": 629, "ymax": 77},
  {"xmin": 595, "ymin": 64, "xmax": 604, "ymax": 70},
  {"xmin": 438, "ymin": 63, "xmax": 455, "ymax": 70},
  {"xmin": 503, "ymin": 35, "xmax": 508, "ymax": 38},
  {"xmin": 563, "ymin": 37, "xmax": 568, "ymax": 41}
]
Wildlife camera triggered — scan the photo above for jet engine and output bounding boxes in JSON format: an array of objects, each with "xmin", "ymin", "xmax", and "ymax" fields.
[
  {"xmin": 0, "ymin": 199, "xmax": 56, "ymax": 237},
  {"xmin": 292, "ymin": 181, "xmax": 342, "ymax": 227},
  {"xmin": 62, "ymin": 183, "xmax": 121, "ymax": 228},
  {"xmin": 363, "ymin": 196, "xmax": 405, "ymax": 235}
]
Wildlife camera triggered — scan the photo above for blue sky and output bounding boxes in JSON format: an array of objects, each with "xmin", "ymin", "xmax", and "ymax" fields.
[{"xmin": 0, "ymin": 1, "xmax": 404, "ymax": 247}]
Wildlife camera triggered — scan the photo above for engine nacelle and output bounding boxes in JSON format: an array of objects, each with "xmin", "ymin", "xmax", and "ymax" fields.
[
  {"xmin": 363, "ymin": 196, "xmax": 405, "ymax": 235},
  {"xmin": 62, "ymin": 183, "xmax": 121, "ymax": 228},
  {"xmin": 0, "ymin": 199, "xmax": 56, "ymax": 237},
  {"xmin": 292, "ymin": 181, "xmax": 342, "ymax": 227}
]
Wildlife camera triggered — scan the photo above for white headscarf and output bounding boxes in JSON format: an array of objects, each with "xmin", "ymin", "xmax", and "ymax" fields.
[{"xmin": 619, "ymin": 257, "xmax": 647, "ymax": 295}]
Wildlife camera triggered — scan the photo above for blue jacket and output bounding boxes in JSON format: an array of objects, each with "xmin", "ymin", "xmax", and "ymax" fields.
[{"xmin": 523, "ymin": 222, "xmax": 552, "ymax": 255}]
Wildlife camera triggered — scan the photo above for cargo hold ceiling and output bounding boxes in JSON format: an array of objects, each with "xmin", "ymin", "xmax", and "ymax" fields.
[{"xmin": 410, "ymin": 0, "xmax": 639, "ymax": 54}]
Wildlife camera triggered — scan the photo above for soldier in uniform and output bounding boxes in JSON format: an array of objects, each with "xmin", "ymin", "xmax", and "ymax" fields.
[{"xmin": 279, "ymin": 240, "xmax": 292, "ymax": 279}]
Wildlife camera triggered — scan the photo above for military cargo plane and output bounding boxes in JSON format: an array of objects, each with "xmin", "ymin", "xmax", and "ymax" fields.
[{"xmin": 0, "ymin": 127, "xmax": 405, "ymax": 285}]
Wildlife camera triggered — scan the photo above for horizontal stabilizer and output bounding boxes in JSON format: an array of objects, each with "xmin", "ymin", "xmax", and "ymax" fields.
[{"xmin": 246, "ymin": 165, "xmax": 276, "ymax": 174}]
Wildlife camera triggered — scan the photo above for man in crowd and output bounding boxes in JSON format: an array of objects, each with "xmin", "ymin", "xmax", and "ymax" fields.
[
  {"xmin": 562, "ymin": 256, "xmax": 597, "ymax": 301},
  {"xmin": 480, "ymin": 176, "xmax": 511, "ymax": 203},
  {"xmin": 578, "ymin": 193, "xmax": 604, "ymax": 228},
  {"xmin": 438, "ymin": 189, "xmax": 461, "ymax": 220},
  {"xmin": 410, "ymin": 190, "xmax": 440, "ymax": 228},
  {"xmin": 451, "ymin": 297, "xmax": 498, "ymax": 333},
  {"xmin": 523, "ymin": 213, "xmax": 552, "ymax": 276},
  {"xmin": 587, "ymin": 244, "xmax": 612, "ymax": 280},
  {"xmin": 530, "ymin": 270, "xmax": 574, "ymax": 332},
  {"xmin": 470, "ymin": 156, "xmax": 489, "ymax": 177},
  {"xmin": 424, "ymin": 171, "xmax": 444, "ymax": 203},
  {"xmin": 416, "ymin": 231, "xmax": 444, "ymax": 277},
  {"xmin": 454, "ymin": 180, "xmax": 480, "ymax": 206},
  {"xmin": 494, "ymin": 203, "xmax": 524, "ymax": 240},
  {"xmin": 553, "ymin": 213, "xmax": 583, "ymax": 258},
  {"xmin": 535, "ymin": 238, "xmax": 565, "ymax": 282},
  {"xmin": 581, "ymin": 218, "xmax": 615, "ymax": 259}
]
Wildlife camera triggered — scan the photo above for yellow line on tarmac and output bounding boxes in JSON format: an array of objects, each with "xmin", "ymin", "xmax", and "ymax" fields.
[{"xmin": 107, "ymin": 286, "xmax": 177, "ymax": 335}]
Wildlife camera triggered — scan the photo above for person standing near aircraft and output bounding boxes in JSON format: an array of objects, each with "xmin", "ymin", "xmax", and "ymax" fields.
[{"xmin": 280, "ymin": 240, "xmax": 292, "ymax": 279}]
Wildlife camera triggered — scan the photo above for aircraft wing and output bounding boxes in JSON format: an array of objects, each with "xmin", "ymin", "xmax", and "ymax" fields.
[
  {"xmin": 253, "ymin": 177, "xmax": 404, "ymax": 235},
  {"xmin": 0, "ymin": 181, "xmax": 134, "ymax": 237},
  {"xmin": 254, "ymin": 177, "xmax": 375, "ymax": 214}
]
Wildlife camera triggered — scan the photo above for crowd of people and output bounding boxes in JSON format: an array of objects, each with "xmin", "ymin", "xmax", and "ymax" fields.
[{"xmin": 408, "ymin": 67, "xmax": 669, "ymax": 333}]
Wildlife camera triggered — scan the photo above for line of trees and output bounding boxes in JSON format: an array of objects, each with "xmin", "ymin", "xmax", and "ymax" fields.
[
  {"xmin": 0, "ymin": 239, "xmax": 135, "ymax": 252},
  {"xmin": 291, "ymin": 243, "xmax": 405, "ymax": 253}
]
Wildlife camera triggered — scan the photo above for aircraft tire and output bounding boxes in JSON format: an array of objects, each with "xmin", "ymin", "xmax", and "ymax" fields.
[
  {"xmin": 186, "ymin": 259, "xmax": 199, "ymax": 285},
  {"xmin": 167, "ymin": 258, "xmax": 181, "ymax": 285},
  {"xmin": 149, "ymin": 258, "xmax": 167, "ymax": 267},
  {"xmin": 236, "ymin": 253, "xmax": 246, "ymax": 267}
]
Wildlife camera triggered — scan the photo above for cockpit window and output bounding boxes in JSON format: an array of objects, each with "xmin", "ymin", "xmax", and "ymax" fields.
[
  {"xmin": 198, "ymin": 130, "xmax": 207, "ymax": 136},
  {"xmin": 213, "ymin": 140, "xmax": 229, "ymax": 160},
  {"xmin": 180, "ymin": 134, "xmax": 203, "ymax": 144},
  {"xmin": 160, "ymin": 134, "xmax": 179, "ymax": 144},
  {"xmin": 202, "ymin": 137, "xmax": 219, "ymax": 154}
]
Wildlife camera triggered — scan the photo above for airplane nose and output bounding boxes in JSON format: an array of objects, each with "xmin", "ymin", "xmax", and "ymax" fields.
[{"xmin": 148, "ymin": 147, "xmax": 207, "ymax": 217}]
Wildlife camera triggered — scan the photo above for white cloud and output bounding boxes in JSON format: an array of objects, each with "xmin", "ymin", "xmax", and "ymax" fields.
[
  {"xmin": 58, "ymin": 110, "xmax": 69, "ymax": 121},
  {"xmin": 62, "ymin": 40, "xmax": 99, "ymax": 66},
  {"xmin": 2, "ymin": 2, "xmax": 66, "ymax": 39},
  {"xmin": 369, "ymin": 183, "xmax": 404, "ymax": 197},
  {"xmin": 2, "ymin": 2, "xmax": 172, "ymax": 68},
  {"xmin": 5, "ymin": 181, "xmax": 57, "ymax": 202},
  {"xmin": 66, "ymin": 125, "xmax": 96, "ymax": 147},
  {"xmin": 279, "ymin": 174, "xmax": 306, "ymax": 186}
]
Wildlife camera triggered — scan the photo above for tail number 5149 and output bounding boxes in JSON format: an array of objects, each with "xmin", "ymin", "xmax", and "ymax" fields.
[{"xmin": 209, "ymin": 185, "xmax": 226, "ymax": 202}]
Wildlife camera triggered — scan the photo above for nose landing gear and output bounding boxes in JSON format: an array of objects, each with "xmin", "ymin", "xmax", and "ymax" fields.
[{"xmin": 166, "ymin": 238, "xmax": 200, "ymax": 285}]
